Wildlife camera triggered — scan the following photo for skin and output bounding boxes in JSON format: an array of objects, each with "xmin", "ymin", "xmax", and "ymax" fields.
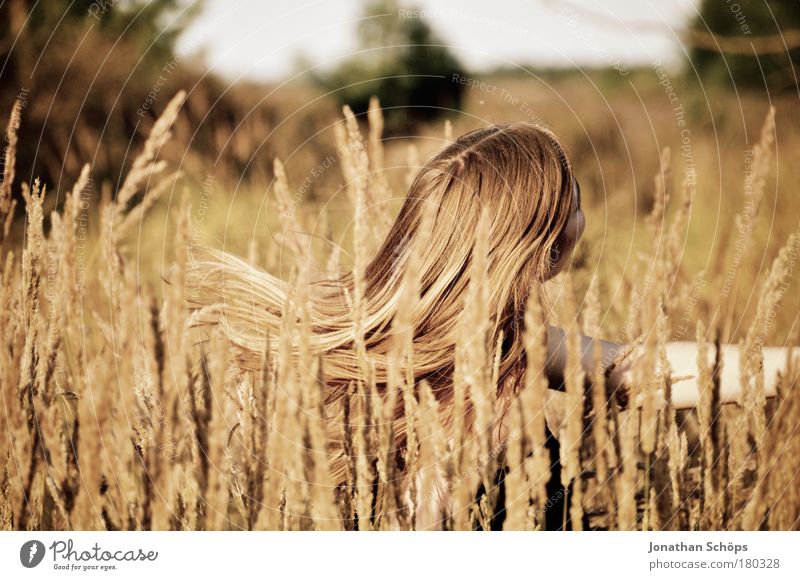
[
  {"xmin": 547, "ymin": 179, "xmax": 586, "ymax": 278},
  {"xmin": 541, "ymin": 178, "xmax": 787, "ymax": 410},
  {"xmin": 542, "ymin": 178, "xmax": 630, "ymax": 402}
]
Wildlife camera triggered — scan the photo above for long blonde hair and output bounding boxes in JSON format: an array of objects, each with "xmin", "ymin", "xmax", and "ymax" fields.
[{"xmin": 191, "ymin": 121, "xmax": 576, "ymax": 484}]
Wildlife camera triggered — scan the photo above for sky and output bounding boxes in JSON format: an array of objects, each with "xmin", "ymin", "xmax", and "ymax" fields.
[{"xmin": 176, "ymin": 0, "xmax": 700, "ymax": 82}]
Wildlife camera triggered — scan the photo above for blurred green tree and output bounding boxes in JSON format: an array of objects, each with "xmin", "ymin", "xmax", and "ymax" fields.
[
  {"xmin": 0, "ymin": 0, "xmax": 199, "ymax": 189},
  {"xmin": 319, "ymin": 0, "xmax": 466, "ymax": 132},
  {"xmin": 689, "ymin": 0, "xmax": 800, "ymax": 91}
]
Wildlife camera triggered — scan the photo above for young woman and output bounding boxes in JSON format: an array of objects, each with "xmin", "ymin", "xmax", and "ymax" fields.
[{"xmin": 193, "ymin": 121, "xmax": 788, "ymax": 529}]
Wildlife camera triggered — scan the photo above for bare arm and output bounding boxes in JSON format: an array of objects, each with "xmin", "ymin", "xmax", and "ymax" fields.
[
  {"xmin": 544, "ymin": 325, "xmax": 791, "ymax": 410},
  {"xmin": 666, "ymin": 341, "xmax": 787, "ymax": 409},
  {"xmin": 544, "ymin": 325, "xmax": 629, "ymax": 400}
]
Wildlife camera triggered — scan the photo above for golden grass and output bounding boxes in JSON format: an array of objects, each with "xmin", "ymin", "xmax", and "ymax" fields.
[{"xmin": 1, "ymin": 91, "xmax": 799, "ymax": 531}]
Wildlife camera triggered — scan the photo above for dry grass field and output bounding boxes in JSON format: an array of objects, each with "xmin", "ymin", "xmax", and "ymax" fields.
[{"xmin": 1, "ymin": 71, "xmax": 800, "ymax": 530}]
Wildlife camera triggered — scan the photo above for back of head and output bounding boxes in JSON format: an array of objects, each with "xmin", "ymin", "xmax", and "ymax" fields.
[
  {"xmin": 361, "ymin": 122, "xmax": 576, "ymax": 385},
  {"xmin": 189, "ymin": 121, "xmax": 577, "ymax": 486}
]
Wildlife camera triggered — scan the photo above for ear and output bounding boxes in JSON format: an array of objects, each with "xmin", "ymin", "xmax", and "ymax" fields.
[
  {"xmin": 550, "ymin": 244, "xmax": 561, "ymax": 266},
  {"xmin": 547, "ymin": 244, "xmax": 561, "ymax": 275}
]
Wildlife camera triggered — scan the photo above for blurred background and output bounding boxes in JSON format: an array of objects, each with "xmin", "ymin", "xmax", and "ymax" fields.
[{"xmin": 1, "ymin": 0, "xmax": 799, "ymax": 340}]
